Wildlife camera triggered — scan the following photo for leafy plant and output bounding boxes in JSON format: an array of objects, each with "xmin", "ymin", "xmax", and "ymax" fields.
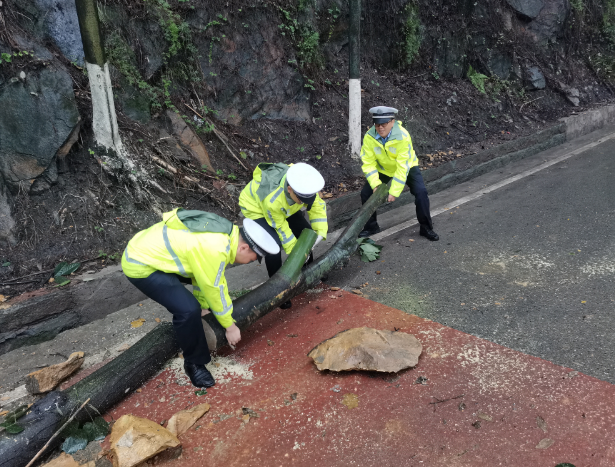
[
  {"xmin": 467, "ymin": 65, "xmax": 488, "ymax": 94},
  {"xmin": 0, "ymin": 405, "xmax": 29, "ymax": 434},
  {"xmin": 402, "ymin": 2, "xmax": 422, "ymax": 67},
  {"xmin": 52, "ymin": 261, "xmax": 80, "ymax": 287},
  {"xmin": 228, "ymin": 173, "xmax": 237, "ymax": 181},
  {"xmin": 356, "ymin": 238, "xmax": 383, "ymax": 262},
  {"xmin": 216, "ymin": 169, "xmax": 224, "ymax": 176},
  {"xmin": 61, "ymin": 417, "xmax": 110, "ymax": 454}
]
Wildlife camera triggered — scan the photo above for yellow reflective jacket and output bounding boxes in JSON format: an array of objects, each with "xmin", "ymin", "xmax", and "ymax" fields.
[
  {"xmin": 360, "ymin": 120, "xmax": 419, "ymax": 198},
  {"xmin": 121, "ymin": 208, "xmax": 237, "ymax": 328},
  {"xmin": 238, "ymin": 163, "xmax": 328, "ymax": 254}
]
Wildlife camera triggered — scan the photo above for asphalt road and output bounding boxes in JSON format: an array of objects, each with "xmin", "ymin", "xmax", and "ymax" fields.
[{"xmin": 329, "ymin": 133, "xmax": 615, "ymax": 384}]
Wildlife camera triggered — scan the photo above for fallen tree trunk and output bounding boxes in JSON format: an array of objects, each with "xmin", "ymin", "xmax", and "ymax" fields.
[
  {"xmin": 0, "ymin": 183, "xmax": 389, "ymax": 465},
  {"xmin": 0, "ymin": 323, "xmax": 178, "ymax": 467},
  {"xmin": 202, "ymin": 182, "xmax": 390, "ymax": 348}
]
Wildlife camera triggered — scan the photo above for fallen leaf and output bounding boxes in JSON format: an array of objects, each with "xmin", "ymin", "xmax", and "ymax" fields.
[
  {"xmin": 242, "ymin": 414, "xmax": 250, "ymax": 423},
  {"xmin": 155, "ymin": 318, "xmax": 161, "ymax": 323},
  {"xmin": 330, "ymin": 287, "xmax": 341, "ymax": 291},
  {"xmin": 477, "ymin": 412, "xmax": 492, "ymax": 421},
  {"xmin": 48, "ymin": 277, "xmax": 55, "ymax": 283},
  {"xmin": 537, "ymin": 416, "xmax": 548, "ymax": 432},
  {"xmin": 351, "ymin": 289, "xmax": 363, "ymax": 295},
  {"xmin": 117, "ymin": 344, "xmax": 131, "ymax": 352},
  {"xmin": 0, "ymin": 410, "xmax": 8, "ymax": 417},
  {"xmin": 131, "ymin": 318, "xmax": 146, "ymax": 328},
  {"xmin": 322, "ymin": 193, "xmax": 333, "ymax": 199},
  {"xmin": 341, "ymin": 393, "xmax": 359, "ymax": 409},
  {"xmin": 267, "ymin": 340, "xmax": 275, "ymax": 346},
  {"xmin": 136, "ymin": 389, "xmax": 142, "ymax": 393},
  {"xmin": 0, "ymin": 295, "xmax": 5, "ymax": 303},
  {"xmin": 581, "ymin": 301, "xmax": 586, "ymax": 304},
  {"xmin": 536, "ymin": 438, "xmax": 554, "ymax": 449},
  {"xmin": 376, "ymin": 271, "xmax": 381, "ymax": 274}
]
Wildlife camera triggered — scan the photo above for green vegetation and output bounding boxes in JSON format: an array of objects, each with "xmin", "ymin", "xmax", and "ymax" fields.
[
  {"xmin": 0, "ymin": 50, "xmax": 34, "ymax": 65},
  {"xmin": 604, "ymin": 0, "xmax": 615, "ymax": 45},
  {"xmin": 402, "ymin": 2, "xmax": 422, "ymax": 67},
  {"xmin": 467, "ymin": 65, "xmax": 488, "ymax": 94},
  {"xmin": 278, "ymin": 7, "xmax": 323, "ymax": 71}
]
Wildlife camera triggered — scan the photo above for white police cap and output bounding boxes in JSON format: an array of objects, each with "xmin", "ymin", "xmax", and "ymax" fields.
[
  {"xmin": 241, "ymin": 218, "xmax": 280, "ymax": 263},
  {"xmin": 286, "ymin": 163, "xmax": 325, "ymax": 199},
  {"xmin": 369, "ymin": 106, "xmax": 398, "ymax": 123}
]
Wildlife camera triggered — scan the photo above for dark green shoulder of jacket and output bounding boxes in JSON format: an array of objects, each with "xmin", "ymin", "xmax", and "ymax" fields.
[
  {"xmin": 255, "ymin": 162, "xmax": 289, "ymax": 201},
  {"xmin": 176, "ymin": 209, "xmax": 233, "ymax": 234}
]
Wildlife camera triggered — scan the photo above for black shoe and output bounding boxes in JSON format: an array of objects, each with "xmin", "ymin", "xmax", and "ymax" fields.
[
  {"xmin": 184, "ymin": 362, "xmax": 216, "ymax": 388},
  {"xmin": 359, "ymin": 226, "xmax": 381, "ymax": 238},
  {"xmin": 419, "ymin": 226, "xmax": 439, "ymax": 241},
  {"xmin": 280, "ymin": 300, "xmax": 292, "ymax": 309}
]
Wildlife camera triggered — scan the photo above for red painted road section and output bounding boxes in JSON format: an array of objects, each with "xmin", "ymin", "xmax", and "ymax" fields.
[{"xmin": 102, "ymin": 286, "xmax": 615, "ymax": 466}]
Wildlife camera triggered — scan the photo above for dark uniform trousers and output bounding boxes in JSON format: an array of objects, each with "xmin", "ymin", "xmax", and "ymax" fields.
[
  {"xmin": 253, "ymin": 212, "xmax": 313, "ymax": 277},
  {"xmin": 360, "ymin": 166, "xmax": 433, "ymax": 231},
  {"xmin": 127, "ymin": 272, "xmax": 211, "ymax": 365}
]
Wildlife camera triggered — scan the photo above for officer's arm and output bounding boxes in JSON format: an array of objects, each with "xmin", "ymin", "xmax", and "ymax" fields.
[
  {"xmin": 264, "ymin": 199, "xmax": 297, "ymax": 254},
  {"xmin": 308, "ymin": 195, "xmax": 328, "ymax": 239},
  {"xmin": 360, "ymin": 137, "xmax": 382, "ymax": 190},
  {"xmin": 389, "ymin": 137, "xmax": 412, "ymax": 198},
  {"xmin": 190, "ymin": 250, "xmax": 234, "ymax": 329}
]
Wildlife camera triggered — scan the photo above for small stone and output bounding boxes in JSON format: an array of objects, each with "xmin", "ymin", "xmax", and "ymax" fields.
[
  {"xmin": 536, "ymin": 438, "xmax": 554, "ymax": 449},
  {"xmin": 109, "ymin": 415, "xmax": 180, "ymax": 467},
  {"xmin": 166, "ymin": 403, "xmax": 210, "ymax": 436},
  {"xmin": 25, "ymin": 352, "xmax": 85, "ymax": 394},
  {"xmin": 351, "ymin": 289, "xmax": 362, "ymax": 295},
  {"xmin": 330, "ymin": 287, "xmax": 341, "ymax": 291}
]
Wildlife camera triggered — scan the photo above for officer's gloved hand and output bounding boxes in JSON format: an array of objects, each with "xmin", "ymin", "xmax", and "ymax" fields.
[{"xmin": 313, "ymin": 235, "xmax": 323, "ymax": 249}]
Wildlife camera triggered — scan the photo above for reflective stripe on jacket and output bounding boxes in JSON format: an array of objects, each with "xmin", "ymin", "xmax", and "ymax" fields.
[
  {"xmin": 360, "ymin": 120, "xmax": 419, "ymax": 198},
  {"xmin": 238, "ymin": 163, "xmax": 328, "ymax": 254},
  {"xmin": 121, "ymin": 208, "xmax": 238, "ymax": 328}
]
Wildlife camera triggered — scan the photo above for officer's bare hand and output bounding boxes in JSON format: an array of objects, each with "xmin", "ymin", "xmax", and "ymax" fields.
[
  {"xmin": 225, "ymin": 324, "xmax": 241, "ymax": 346},
  {"xmin": 387, "ymin": 194, "xmax": 396, "ymax": 202}
]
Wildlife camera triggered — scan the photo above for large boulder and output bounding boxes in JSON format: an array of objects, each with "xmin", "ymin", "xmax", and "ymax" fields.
[
  {"xmin": 505, "ymin": 0, "xmax": 545, "ymax": 19},
  {"xmin": 526, "ymin": 0, "xmax": 570, "ymax": 44},
  {"xmin": 190, "ymin": 7, "xmax": 311, "ymax": 125},
  {"xmin": 0, "ymin": 60, "xmax": 80, "ymax": 195},
  {"xmin": 14, "ymin": 0, "xmax": 84, "ymax": 65}
]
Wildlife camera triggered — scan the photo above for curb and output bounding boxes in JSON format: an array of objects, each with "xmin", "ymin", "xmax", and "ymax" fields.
[
  {"xmin": 0, "ymin": 266, "xmax": 146, "ymax": 355},
  {"xmin": 1, "ymin": 105, "xmax": 613, "ymax": 355}
]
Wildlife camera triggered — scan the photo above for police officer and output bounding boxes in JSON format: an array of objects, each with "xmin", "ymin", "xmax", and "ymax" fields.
[
  {"xmin": 122, "ymin": 208, "xmax": 279, "ymax": 388},
  {"xmin": 359, "ymin": 106, "xmax": 439, "ymax": 241},
  {"xmin": 239, "ymin": 162, "xmax": 328, "ymax": 309}
]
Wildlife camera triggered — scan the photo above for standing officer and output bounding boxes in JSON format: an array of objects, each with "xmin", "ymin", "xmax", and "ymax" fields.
[
  {"xmin": 359, "ymin": 106, "xmax": 439, "ymax": 241},
  {"xmin": 239, "ymin": 162, "xmax": 328, "ymax": 309},
  {"xmin": 122, "ymin": 208, "xmax": 279, "ymax": 388}
]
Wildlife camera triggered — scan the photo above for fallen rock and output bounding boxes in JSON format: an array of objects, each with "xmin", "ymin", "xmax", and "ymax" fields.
[
  {"xmin": 25, "ymin": 351, "xmax": 85, "ymax": 394},
  {"xmin": 307, "ymin": 327, "xmax": 422, "ymax": 373},
  {"xmin": 166, "ymin": 403, "xmax": 210, "ymax": 436},
  {"xmin": 109, "ymin": 415, "xmax": 181, "ymax": 467},
  {"xmin": 526, "ymin": 66, "xmax": 546, "ymax": 90}
]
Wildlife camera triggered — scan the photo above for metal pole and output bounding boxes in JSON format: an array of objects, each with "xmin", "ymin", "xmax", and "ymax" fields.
[{"xmin": 348, "ymin": 0, "xmax": 361, "ymax": 159}]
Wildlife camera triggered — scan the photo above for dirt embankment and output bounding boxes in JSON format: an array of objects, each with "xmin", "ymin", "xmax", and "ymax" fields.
[{"xmin": 0, "ymin": 0, "xmax": 613, "ymax": 296}]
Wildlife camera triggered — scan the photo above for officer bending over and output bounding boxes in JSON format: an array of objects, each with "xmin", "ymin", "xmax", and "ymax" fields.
[
  {"xmin": 239, "ymin": 162, "xmax": 328, "ymax": 309},
  {"xmin": 122, "ymin": 209, "xmax": 279, "ymax": 388},
  {"xmin": 359, "ymin": 106, "xmax": 439, "ymax": 241}
]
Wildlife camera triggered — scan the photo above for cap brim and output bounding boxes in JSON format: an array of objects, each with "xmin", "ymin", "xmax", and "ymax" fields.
[
  {"xmin": 373, "ymin": 117, "xmax": 393, "ymax": 124},
  {"xmin": 296, "ymin": 193, "xmax": 317, "ymax": 210}
]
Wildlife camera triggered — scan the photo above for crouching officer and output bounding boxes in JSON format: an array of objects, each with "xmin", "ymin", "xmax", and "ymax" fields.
[
  {"xmin": 239, "ymin": 162, "xmax": 328, "ymax": 309},
  {"xmin": 121, "ymin": 208, "xmax": 279, "ymax": 388},
  {"xmin": 359, "ymin": 106, "xmax": 439, "ymax": 241}
]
